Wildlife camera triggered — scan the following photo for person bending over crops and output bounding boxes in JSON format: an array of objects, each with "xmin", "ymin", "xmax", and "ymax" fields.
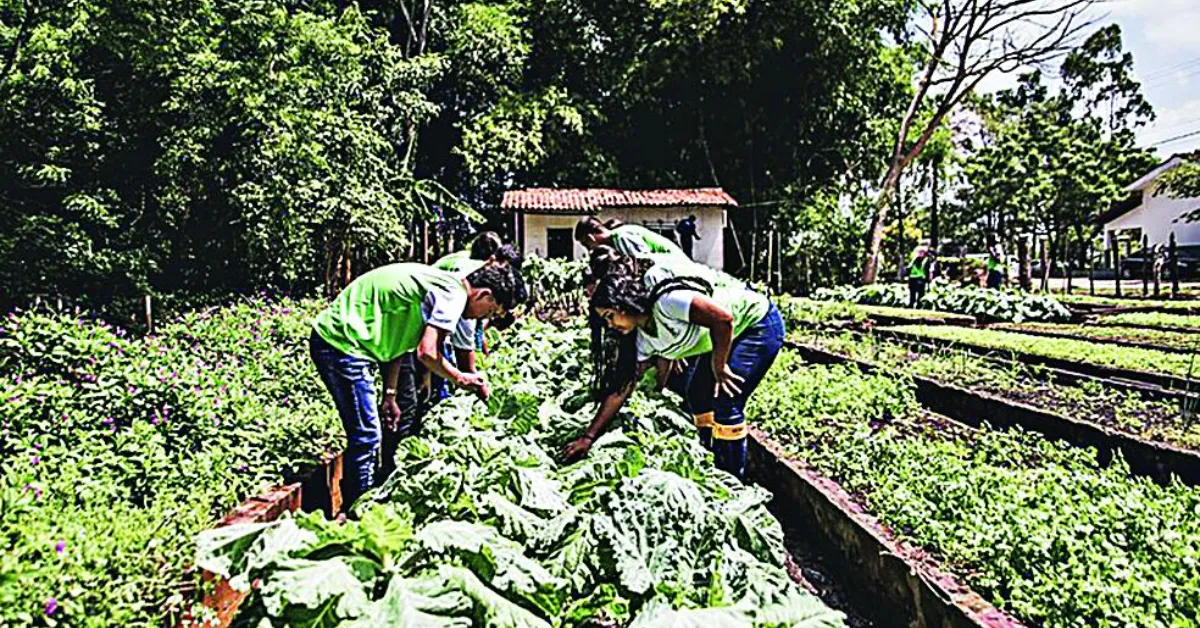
[
  {"xmin": 562, "ymin": 265, "xmax": 784, "ymax": 480},
  {"xmin": 575, "ymin": 215, "xmax": 686, "ymax": 259},
  {"xmin": 310, "ymin": 262, "xmax": 526, "ymax": 508}
]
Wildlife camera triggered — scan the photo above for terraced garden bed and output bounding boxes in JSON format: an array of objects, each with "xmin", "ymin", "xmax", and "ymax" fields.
[
  {"xmin": 748, "ymin": 354, "xmax": 1200, "ymax": 627},
  {"xmin": 993, "ymin": 322, "xmax": 1200, "ymax": 353},
  {"xmin": 880, "ymin": 325, "xmax": 1200, "ymax": 389},
  {"xmin": 1096, "ymin": 311, "xmax": 1200, "ymax": 333}
]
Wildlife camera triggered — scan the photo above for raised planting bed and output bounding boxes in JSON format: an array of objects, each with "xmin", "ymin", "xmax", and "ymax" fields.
[
  {"xmin": 0, "ymin": 298, "xmax": 343, "ymax": 625},
  {"xmin": 992, "ymin": 322, "xmax": 1200, "ymax": 354},
  {"xmin": 748, "ymin": 430, "xmax": 1021, "ymax": 628},
  {"xmin": 785, "ymin": 337, "xmax": 1200, "ymax": 485},
  {"xmin": 1057, "ymin": 293, "xmax": 1200, "ymax": 312},
  {"xmin": 879, "ymin": 325, "xmax": 1200, "ymax": 391},
  {"xmin": 747, "ymin": 353, "xmax": 1200, "ymax": 627},
  {"xmin": 1095, "ymin": 311, "xmax": 1200, "ymax": 333},
  {"xmin": 179, "ymin": 452, "xmax": 343, "ymax": 628},
  {"xmin": 192, "ymin": 320, "xmax": 851, "ymax": 627},
  {"xmin": 781, "ymin": 297, "xmax": 973, "ymax": 330},
  {"xmin": 855, "ymin": 304, "xmax": 976, "ymax": 327}
]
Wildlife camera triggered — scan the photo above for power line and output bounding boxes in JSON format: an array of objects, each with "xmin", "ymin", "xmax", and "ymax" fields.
[
  {"xmin": 1140, "ymin": 56, "xmax": 1200, "ymax": 81},
  {"xmin": 1150, "ymin": 128, "xmax": 1200, "ymax": 148}
]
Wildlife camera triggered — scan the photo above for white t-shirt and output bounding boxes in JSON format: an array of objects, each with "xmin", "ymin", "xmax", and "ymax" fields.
[
  {"xmin": 635, "ymin": 287, "xmax": 771, "ymax": 361},
  {"xmin": 421, "ymin": 281, "xmax": 474, "ymax": 351}
]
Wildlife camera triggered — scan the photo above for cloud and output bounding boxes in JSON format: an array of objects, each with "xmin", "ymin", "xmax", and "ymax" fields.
[{"xmin": 1109, "ymin": 0, "xmax": 1200, "ymax": 53}]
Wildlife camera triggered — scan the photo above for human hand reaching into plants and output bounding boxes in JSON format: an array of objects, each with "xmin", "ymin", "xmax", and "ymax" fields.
[
  {"xmin": 560, "ymin": 435, "xmax": 593, "ymax": 462},
  {"xmin": 457, "ymin": 372, "xmax": 491, "ymax": 401}
]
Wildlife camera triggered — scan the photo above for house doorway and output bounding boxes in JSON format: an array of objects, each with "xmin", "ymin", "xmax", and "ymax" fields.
[{"xmin": 547, "ymin": 228, "xmax": 574, "ymax": 260}]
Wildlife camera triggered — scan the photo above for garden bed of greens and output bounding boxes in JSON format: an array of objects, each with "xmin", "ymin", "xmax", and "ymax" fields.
[
  {"xmin": 791, "ymin": 330, "xmax": 1200, "ymax": 452},
  {"xmin": 0, "ymin": 298, "xmax": 341, "ymax": 626},
  {"xmin": 1057, "ymin": 293, "xmax": 1200, "ymax": 312},
  {"xmin": 195, "ymin": 320, "xmax": 847, "ymax": 627},
  {"xmin": 747, "ymin": 353, "xmax": 1200, "ymax": 627},
  {"xmin": 993, "ymin": 322, "xmax": 1200, "ymax": 353},
  {"xmin": 881, "ymin": 325, "xmax": 1200, "ymax": 383},
  {"xmin": 813, "ymin": 283, "xmax": 1069, "ymax": 323},
  {"xmin": 1095, "ymin": 311, "xmax": 1200, "ymax": 333},
  {"xmin": 779, "ymin": 297, "xmax": 971, "ymax": 331}
]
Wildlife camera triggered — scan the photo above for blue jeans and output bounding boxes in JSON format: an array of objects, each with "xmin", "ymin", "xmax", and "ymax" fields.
[
  {"xmin": 309, "ymin": 332, "xmax": 400, "ymax": 509},
  {"xmin": 665, "ymin": 304, "xmax": 785, "ymax": 480}
]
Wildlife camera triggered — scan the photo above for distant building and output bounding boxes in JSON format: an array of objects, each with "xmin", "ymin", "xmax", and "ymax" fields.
[
  {"xmin": 1103, "ymin": 155, "xmax": 1200, "ymax": 249},
  {"xmin": 501, "ymin": 187, "xmax": 737, "ymax": 269}
]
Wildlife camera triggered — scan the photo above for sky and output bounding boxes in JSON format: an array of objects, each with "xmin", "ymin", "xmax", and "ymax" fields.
[{"xmin": 979, "ymin": 0, "xmax": 1200, "ymax": 156}]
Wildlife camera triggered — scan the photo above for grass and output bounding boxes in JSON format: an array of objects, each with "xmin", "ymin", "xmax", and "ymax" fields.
[{"xmin": 995, "ymin": 322, "xmax": 1200, "ymax": 352}]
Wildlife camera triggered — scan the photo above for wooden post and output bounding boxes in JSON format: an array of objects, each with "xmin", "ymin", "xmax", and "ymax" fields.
[
  {"xmin": 1142, "ymin": 234, "xmax": 1150, "ymax": 298},
  {"xmin": 1171, "ymin": 232, "xmax": 1180, "ymax": 300},
  {"xmin": 144, "ymin": 295, "xmax": 154, "ymax": 335},
  {"xmin": 1064, "ymin": 236, "xmax": 1072, "ymax": 295},
  {"xmin": 1114, "ymin": 236, "xmax": 1122, "ymax": 298},
  {"xmin": 1153, "ymin": 243, "xmax": 1162, "ymax": 298},
  {"xmin": 1088, "ymin": 240, "xmax": 1095, "ymax": 296},
  {"xmin": 1039, "ymin": 237, "xmax": 1050, "ymax": 293}
]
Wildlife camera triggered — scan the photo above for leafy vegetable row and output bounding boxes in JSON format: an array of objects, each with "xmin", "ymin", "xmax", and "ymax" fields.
[
  {"xmin": 995, "ymin": 322, "xmax": 1200, "ymax": 352},
  {"xmin": 882, "ymin": 324, "xmax": 1199, "ymax": 378},
  {"xmin": 793, "ymin": 330, "xmax": 1195, "ymax": 451},
  {"xmin": 0, "ymin": 298, "xmax": 341, "ymax": 626},
  {"xmin": 747, "ymin": 354, "xmax": 1200, "ymax": 627},
  {"xmin": 813, "ymin": 283, "xmax": 1070, "ymax": 322},
  {"xmin": 197, "ymin": 320, "xmax": 845, "ymax": 627},
  {"xmin": 1097, "ymin": 311, "xmax": 1200, "ymax": 332}
]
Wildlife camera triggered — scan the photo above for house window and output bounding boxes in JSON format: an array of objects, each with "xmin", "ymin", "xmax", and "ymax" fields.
[{"xmin": 547, "ymin": 228, "xmax": 574, "ymax": 260}]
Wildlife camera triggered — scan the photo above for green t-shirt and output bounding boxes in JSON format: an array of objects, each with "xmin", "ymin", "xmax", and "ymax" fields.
[
  {"xmin": 611, "ymin": 225, "xmax": 685, "ymax": 258},
  {"xmin": 433, "ymin": 250, "xmax": 472, "ymax": 271},
  {"xmin": 635, "ymin": 287, "xmax": 771, "ymax": 361},
  {"xmin": 641, "ymin": 254, "xmax": 741, "ymax": 290},
  {"xmin": 986, "ymin": 256, "xmax": 1005, "ymax": 273},
  {"xmin": 908, "ymin": 253, "xmax": 927, "ymax": 279},
  {"xmin": 313, "ymin": 263, "xmax": 469, "ymax": 362}
]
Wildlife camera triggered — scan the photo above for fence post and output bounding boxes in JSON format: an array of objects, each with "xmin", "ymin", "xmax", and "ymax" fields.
[
  {"xmin": 1171, "ymin": 232, "xmax": 1180, "ymax": 300},
  {"xmin": 144, "ymin": 295, "xmax": 154, "ymax": 335},
  {"xmin": 1142, "ymin": 234, "xmax": 1150, "ymax": 298},
  {"xmin": 1088, "ymin": 241, "xmax": 1095, "ymax": 296},
  {"xmin": 1114, "ymin": 239, "xmax": 1122, "ymax": 298},
  {"xmin": 1153, "ymin": 243, "xmax": 1162, "ymax": 298}
]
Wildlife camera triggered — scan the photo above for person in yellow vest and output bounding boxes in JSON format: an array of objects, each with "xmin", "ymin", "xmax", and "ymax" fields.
[
  {"xmin": 907, "ymin": 246, "xmax": 933, "ymax": 307},
  {"xmin": 986, "ymin": 245, "xmax": 1007, "ymax": 290},
  {"xmin": 309, "ymin": 262, "xmax": 525, "ymax": 507},
  {"xmin": 562, "ymin": 263, "xmax": 784, "ymax": 481},
  {"xmin": 574, "ymin": 216, "xmax": 687, "ymax": 259}
]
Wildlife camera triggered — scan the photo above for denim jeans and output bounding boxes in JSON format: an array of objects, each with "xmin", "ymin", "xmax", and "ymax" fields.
[
  {"xmin": 665, "ymin": 303, "xmax": 785, "ymax": 480},
  {"xmin": 309, "ymin": 331, "xmax": 380, "ymax": 508}
]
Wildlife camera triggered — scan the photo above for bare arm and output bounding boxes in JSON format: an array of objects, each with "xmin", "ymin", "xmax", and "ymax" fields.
[
  {"xmin": 562, "ymin": 361, "xmax": 651, "ymax": 460},
  {"xmin": 687, "ymin": 295, "xmax": 743, "ymax": 397},
  {"xmin": 416, "ymin": 326, "xmax": 465, "ymax": 384}
]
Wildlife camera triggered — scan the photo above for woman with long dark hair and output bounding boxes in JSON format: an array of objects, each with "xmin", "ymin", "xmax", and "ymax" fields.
[{"xmin": 562, "ymin": 265, "xmax": 785, "ymax": 480}]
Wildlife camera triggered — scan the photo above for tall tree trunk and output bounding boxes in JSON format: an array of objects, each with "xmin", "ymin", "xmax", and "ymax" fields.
[
  {"xmin": 1018, "ymin": 235, "xmax": 1033, "ymax": 291},
  {"xmin": 895, "ymin": 178, "xmax": 905, "ymax": 281},
  {"xmin": 861, "ymin": 161, "xmax": 903, "ymax": 284},
  {"xmin": 930, "ymin": 157, "xmax": 940, "ymax": 253}
]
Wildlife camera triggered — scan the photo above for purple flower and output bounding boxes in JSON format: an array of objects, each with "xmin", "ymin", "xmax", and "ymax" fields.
[
  {"xmin": 55, "ymin": 540, "xmax": 65, "ymax": 555},
  {"xmin": 44, "ymin": 597, "xmax": 57, "ymax": 616},
  {"xmin": 31, "ymin": 455, "xmax": 39, "ymax": 466}
]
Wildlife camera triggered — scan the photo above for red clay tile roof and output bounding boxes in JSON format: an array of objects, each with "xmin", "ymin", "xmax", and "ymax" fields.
[{"xmin": 501, "ymin": 188, "xmax": 738, "ymax": 213}]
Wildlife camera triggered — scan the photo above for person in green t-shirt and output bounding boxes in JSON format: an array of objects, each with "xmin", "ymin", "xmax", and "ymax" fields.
[
  {"xmin": 574, "ymin": 216, "xmax": 686, "ymax": 259},
  {"xmin": 310, "ymin": 262, "xmax": 526, "ymax": 508},
  {"xmin": 907, "ymin": 246, "xmax": 933, "ymax": 307},
  {"xmin": 562, "ymin": 268, "xmax": 784, "ymax": 481},
  {"xmin": 986, "ymin": 245, "xmax": 1007, "ymax": 290}
]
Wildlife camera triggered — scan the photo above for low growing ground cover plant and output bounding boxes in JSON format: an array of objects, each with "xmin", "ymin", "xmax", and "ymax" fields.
[
  {"xmin": 197, "ymin": 320, "xmax": 845, "ymax": 627},
  {"xmin": 814, "ymin": 283, "xmax": 1070, "ymax": 323},
  {"xmin": 1099, "ymin": 311, "xmax": 1200, "ymax": 332},
  {"xmin": 793, "ymin": 330, "xmax": 1197, "ymax": 450},
  {"xmin": 883, "ymin": 325, "xmax": 1199, "ymax": 378},
  {"xmin": 996, "ymin": 322, "xmax": 1200, "ymax": 352},
  {"xmin": 748, "ymin": 354, "xmax": 1200, "ymax": 627},
  {"xmin": 0, "ymin": 298, "xmax": 341, "ymax": 626}
]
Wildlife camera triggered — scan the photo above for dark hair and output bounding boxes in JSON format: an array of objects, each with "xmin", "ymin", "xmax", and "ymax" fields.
[
  {"xmin": 587, "ymin": 274, "xmax": 712, "ymax": 397},
  {"xmin": 469, "ymin": 231, "xmax": 504, "ymax": 260},
  {"xmin": 466, "ymin": 263, "xmax": 528, "ymax": 310},
  {"xmin": 587, "ymin": 245, "xmax": 644, "ymax": 284},
  {"xmin": 574, "ymin": 216, "xmax": 624, "ymax": 242},
  {"xmin": 493, "ymin": 244, "xmax": 524, "ymax": 270}
]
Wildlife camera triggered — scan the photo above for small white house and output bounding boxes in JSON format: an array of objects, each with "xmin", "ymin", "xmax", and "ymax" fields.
[
  {"xmin": 1103, "ymin": 155, "xmax": 1200, "ymax": 249},
  {"xmin": 501, "ymin": 187, "xmax": 737, "ymax": 269}
]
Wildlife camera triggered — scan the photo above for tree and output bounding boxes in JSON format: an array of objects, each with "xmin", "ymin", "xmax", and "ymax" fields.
[{"xmin": 860, "ymin": 0, "xmax": 1099, "ymax": 283}]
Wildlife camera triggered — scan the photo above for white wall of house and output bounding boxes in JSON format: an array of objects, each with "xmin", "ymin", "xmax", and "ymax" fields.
[
  {"xmin": 520, "ymin": 205, "xmax": 727, "ymax": 268},
  {"xmin": 1105, "ymin": 187, "xmax": 1200, "ymax": 247}
]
